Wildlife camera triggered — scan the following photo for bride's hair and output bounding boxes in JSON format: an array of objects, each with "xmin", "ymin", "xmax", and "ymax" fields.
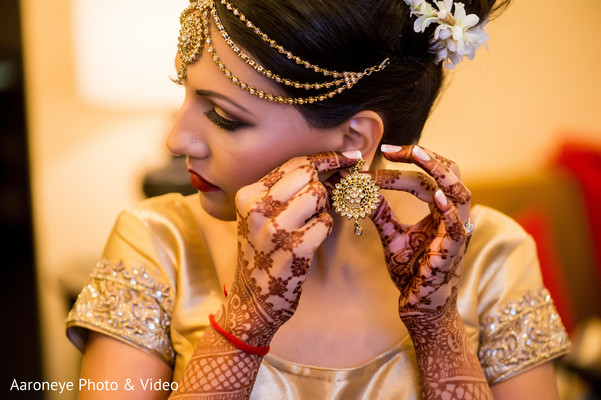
[{"xmin": 217, "ymin": 0, "xmax": 510, "ymax": 145}]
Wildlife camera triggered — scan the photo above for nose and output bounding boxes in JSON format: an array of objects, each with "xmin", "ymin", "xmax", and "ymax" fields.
[{"xmin": 166, "ymin": 105, "xmax": 209, "ymax": 158}]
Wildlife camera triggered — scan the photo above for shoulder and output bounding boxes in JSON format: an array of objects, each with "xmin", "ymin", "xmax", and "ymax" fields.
[
  {"xmin": 464, "ymin": 205, "xmax": 537, "ymax": 284},
  {"xmin": 123, "ymin": 192, "xmax": 198, "ymax": 223},
  {"xmin": 66, "ymin": 194, "xmax": 208, "ymax": 367},
  {"xmin": 461, "ymin": 204, "xmax": 542, "ymax": 306},
  {"xmin": 469, "ymin": 204, "xmax": 529, "ymax": 246},
  {"xmin": 460, "ymin": 206, "xmax": 571, "ymax": 384},
  {"xmin": 108, "ymin": 193, "xmax": 203, "ymax": 248}
]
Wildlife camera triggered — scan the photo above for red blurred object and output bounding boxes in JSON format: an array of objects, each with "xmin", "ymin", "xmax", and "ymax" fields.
[
  {"xmin": 555, "ymin": 141, "xmax": 601, "ymax": 293},
  {"xmin": 514, "ymin": 208, "xmax": 575, "ymax": 331}
]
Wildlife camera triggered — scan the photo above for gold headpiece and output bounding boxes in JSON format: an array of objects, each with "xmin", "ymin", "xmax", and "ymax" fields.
[{"xmin": 177, "ymin": 0, "xmax": 390, "ymax": 104}]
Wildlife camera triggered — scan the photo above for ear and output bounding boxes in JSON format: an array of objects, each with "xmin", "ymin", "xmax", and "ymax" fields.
[{"xmin": 340, "ymin": 110, "xmax": 384, "ymax": 168}]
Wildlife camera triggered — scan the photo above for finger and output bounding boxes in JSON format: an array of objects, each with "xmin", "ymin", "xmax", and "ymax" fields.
[
  {"xmin": 257, "ymin": 151, "xmax": 361, "ymax": 191},
  {"xmin": 381, "ymin": 144, "xmax": 461, "ymax": 180},
  {"xmin": 412, "ymin": 146, "xmax": 470, "ymax": 215},
  {"xmin": 277, "ymin": 181, "xmax": 328, "ymax": 228},
  {"xmin": 295, "ymin": 212, "xmax": 334, "ymax": 258},
  {"xmin": 240, "ymin": 151, "xmax": 359, "ymax": 212},
  {"xmin": 308, "ymin": 150, "xmax": 363, "ymax": 174},
  {"xmin": 322, "ymin": 171, "xmax": 342, "ymax": 205},
  {"xmin": 381, "ymin": 144, "xmax": 471, "ymax": 222},
  {"xmin": 267, "ymin": 165, "xmax": 317, "ymax": 203},
  {"xmin": 433, "ymin": 189, "xmax": 466, "ymax": 255},
  {"xmin": 363, "ymin": 169, "xmax": 438, "ymax": 203},
  {"xmin": 369, "ymin": 196, "xmax": 411, "ymax": 247},
  {"xmin": 382, "ymin": 144, "xmax": 461, "ymax": 192}
]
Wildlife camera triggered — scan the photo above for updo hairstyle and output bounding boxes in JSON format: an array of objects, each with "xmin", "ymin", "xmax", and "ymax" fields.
[{"xmin": 217, "ymin": 0, "xmax": 510, "ymax": 145}]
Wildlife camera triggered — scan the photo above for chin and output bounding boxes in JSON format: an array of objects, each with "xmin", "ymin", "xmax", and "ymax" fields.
[{"xmin": 198, "ymin": 193, "xmax": 237, "ymax": 221}]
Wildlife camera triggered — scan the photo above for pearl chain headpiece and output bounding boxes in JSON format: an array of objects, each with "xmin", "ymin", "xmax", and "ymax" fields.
[
  {"xmin": 403, "ymin": 0, "xmax": 490, "ymax": 69},
  {"xmin": 177, "ymin": 0, "xmax": 390, "ymax": 105}
]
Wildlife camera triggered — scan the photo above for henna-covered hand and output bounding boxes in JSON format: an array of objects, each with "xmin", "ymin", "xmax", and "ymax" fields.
[
  {"xmin": 370, "ymin": 145, "xmax": 471, "ymax": 316},
  {"xmin": 172, "ymin": 151, "xmax": 358, "ymax": 400},
  {"xmin": 222, "ymin": 151, "xmax": 359, "ymax": 346},
  {"xmin": 368, "ymin": 144, "xmax": 492, "ymax": 400}
]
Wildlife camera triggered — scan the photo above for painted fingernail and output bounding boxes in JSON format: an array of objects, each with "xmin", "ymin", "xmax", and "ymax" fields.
[
  {"xmin": 412, "ymin": 145, "xmax": 431, "ymax": 162},
  {"xmin": 435, "ymin": 189, "xmax": 448, "ymax": 206},
  {"xmin": 342, "ymin": 150, "xmax": 362, "ymax": 159},
  {"xmin": 380, "ymin": 144, "xmax": 402, "ymax": 153}
]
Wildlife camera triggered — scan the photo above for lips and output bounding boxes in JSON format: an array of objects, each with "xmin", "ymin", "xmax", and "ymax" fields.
[{"xmin": 187, "ymin": 169, "xmax": 220, "ymax": 192}]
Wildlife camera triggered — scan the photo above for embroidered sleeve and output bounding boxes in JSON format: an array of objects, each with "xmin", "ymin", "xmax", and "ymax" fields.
[
  {"xmin": 478, "ymin": 287, "xmax": 571, "ymax": 384},
  {"xmin": 66, "ymin": 259, "xmax": 175, "ymax": 365}
]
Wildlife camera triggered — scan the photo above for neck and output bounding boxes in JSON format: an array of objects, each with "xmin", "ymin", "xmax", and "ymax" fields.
[{"xmin": 311, "ymin": 209, "xmax": 384, "ymax": 281}]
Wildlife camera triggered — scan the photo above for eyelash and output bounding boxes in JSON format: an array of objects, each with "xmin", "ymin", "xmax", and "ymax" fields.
[
  {"xmin": 203, "ymin": 107, "xmax": 248, "ymax": 132},
  {"xmin": 172, "ymin": 79, "xmax": 248, "ymax": 132}
]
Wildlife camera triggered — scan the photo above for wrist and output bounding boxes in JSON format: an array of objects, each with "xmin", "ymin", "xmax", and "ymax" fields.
[
  {"xmin": 399, "ymin": 295, "xmax": 490, "ymax": 393},
  {"xmin": 399, "ymin": 291, "xmax": 460, "ymax": 334},
  {"xmin": 220, "ymin": 297, "xmax": 277, "ymax": 348},
  {"xmin": 209, "ymin": 313, "xmax": 270, "ymax": 356},
  {"xmin": 401, "ymin": 304, "xmax": 461, "ymax": 338}
]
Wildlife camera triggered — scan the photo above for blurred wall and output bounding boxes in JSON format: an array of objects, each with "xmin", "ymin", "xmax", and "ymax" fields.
[
  {"xmin": 19, "ymin": 0, "xmax": 601, "ymax": 397},
  {"xmin": 20, "ymin": 0, "xmax": 178, "ymax": 397},
  {"xmin": 421, "ymin": 0, "xmax": 601, "ymax": 179}
]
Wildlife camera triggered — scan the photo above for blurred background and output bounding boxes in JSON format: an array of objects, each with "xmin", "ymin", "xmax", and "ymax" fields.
[{"xmin": 2, "ymin": 0, "xmax": 600, "ymax": 398}]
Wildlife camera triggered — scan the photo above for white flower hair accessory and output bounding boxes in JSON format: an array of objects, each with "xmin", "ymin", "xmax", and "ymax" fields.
[{"xmin": 404, "ymin": 0, "xmax": 489, "ymax": 69}]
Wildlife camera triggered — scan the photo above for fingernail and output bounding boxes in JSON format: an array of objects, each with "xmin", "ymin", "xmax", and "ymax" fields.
[
  {"xmin": 412, "ymin": 145, "xmax": 431, "ymax": 161},
  {"xmin": 435, "ymin": 189, "xmax": 448, "ymax": 206},
  {"xmin": 380, "ymin": 144, "xmax": 402, "ymax": 153},
  {"xmin": 342, "ymin": 150, "xmax": 362, "ymax": 159}
]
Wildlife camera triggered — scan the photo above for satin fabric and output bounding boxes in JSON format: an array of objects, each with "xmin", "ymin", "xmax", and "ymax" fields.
[{"xmin": 66, "ymin": 193, "xmax": 570, "ymax": 398}]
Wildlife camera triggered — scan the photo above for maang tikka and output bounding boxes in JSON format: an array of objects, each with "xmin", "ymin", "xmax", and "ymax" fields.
[{"xmin": 332, "ymin": 159, "xmax": 381, "ymax": 236}]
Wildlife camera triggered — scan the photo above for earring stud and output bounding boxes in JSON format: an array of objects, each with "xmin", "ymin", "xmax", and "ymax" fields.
[{"xmin": 331, "ymin": 159, "xmax": 381, "ymax": 236}]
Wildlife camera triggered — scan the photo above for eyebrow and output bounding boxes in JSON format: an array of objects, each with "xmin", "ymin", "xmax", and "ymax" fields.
[{"xmin": 194, "ymin": 89, "xmax": 253, "ymax": 115}]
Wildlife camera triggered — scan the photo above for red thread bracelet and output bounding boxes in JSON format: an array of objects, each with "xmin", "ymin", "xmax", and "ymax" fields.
[{"xmin": 209, "ymin": 314, "xmax": 270, "ymax": 356}]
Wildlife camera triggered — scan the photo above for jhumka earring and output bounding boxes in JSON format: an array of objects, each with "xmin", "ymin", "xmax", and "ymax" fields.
[{"xmin": 332, "ymin": 159, "xmax": 381, "ymax": 236}]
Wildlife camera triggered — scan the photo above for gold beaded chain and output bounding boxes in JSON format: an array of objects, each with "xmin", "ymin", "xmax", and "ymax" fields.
[
  {"xmin": 211, "ymin": 8, "xmax": 353, "ymax": 92},
  {"xmin": 177, "ymin": 0, "xmax": 390, "ymax": 105}
]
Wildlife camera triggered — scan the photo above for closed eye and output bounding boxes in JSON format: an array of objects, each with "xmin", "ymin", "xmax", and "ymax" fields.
[{"xmin": 204, "ymin": 107, "xmax": 250, "ymax": 132}]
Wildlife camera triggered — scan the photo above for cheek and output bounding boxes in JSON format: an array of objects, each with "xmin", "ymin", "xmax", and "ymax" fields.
[
  {"xmin": 212, "ymin": 120, "xmax": 334, "ymax": 190},
  {"xmin": 220, "ymin": 148, "xmax": 290, "ymax": 189},
  {"xmin": 208, "ymin": 143, "xmax": 276, "ymax": 192}
]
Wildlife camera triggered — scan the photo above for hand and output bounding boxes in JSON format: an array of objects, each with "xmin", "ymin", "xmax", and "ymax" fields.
[
  {"xmin": 369, "ymin": 145, "xmax": 472, "ymax": 320},
  {"xmin": 368, "ymin": 145, "xmax": 491, "ymax": 400},
  {"xmin": 218, "ymin": 151, "xmax": 359, "ymax": 346}
]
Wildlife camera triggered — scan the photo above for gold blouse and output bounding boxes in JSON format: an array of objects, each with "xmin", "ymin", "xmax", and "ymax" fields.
[{"xmin": 66, "ymin": 193, "xmax": 570, "ymax": 398}]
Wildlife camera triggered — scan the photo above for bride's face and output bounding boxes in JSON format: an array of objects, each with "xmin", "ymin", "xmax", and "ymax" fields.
[{"xmin": 166, "ymin": 25, "xmax": 343, "ymax": 221}]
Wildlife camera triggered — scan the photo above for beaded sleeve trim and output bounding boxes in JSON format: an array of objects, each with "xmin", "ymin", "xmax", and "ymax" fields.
[
  {"xmin": 478, "ymin": 287, "xmax": 571, "ymax": 383},
  {"xmin": 66, "ymin": 259, "xmax": 175, "ymax": 364}
]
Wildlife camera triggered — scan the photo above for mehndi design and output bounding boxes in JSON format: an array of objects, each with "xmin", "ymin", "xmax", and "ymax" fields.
[
  {"xmin": 370, "ymin": 145, "xmax": 490, "ymax": 399},
  {"xmin": 173, "ymin": 152, "xmax": 357, "ymax": 399}
]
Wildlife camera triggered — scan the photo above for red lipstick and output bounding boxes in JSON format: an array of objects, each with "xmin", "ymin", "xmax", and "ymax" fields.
[{"xmin": 188, "ymin": 169, "xmax": 220, "ymax": 192}]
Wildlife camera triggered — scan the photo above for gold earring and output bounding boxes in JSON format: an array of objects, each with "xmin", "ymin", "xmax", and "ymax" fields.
[{"xmin": 332, "ymin": 158, "xmax": 381, "ymax": 236}]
